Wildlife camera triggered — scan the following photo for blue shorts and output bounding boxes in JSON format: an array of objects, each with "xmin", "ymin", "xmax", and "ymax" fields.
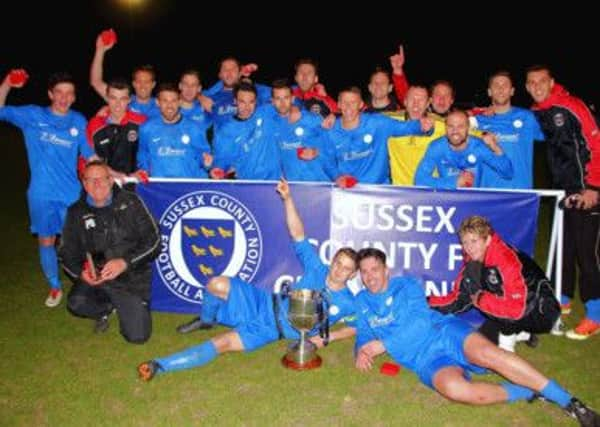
[
  {"xmin": 27, "ymin": 197, "xmax": 69, "ymax": 236},
  {"xmin": 216, "ymin": 278, "xmax": 279, "ymax": 351},
  {"xmin": 416, "ymin": 317, "xmax": 486, "ymax": 389},
  {"xmin": 216, "ymin": 277, "xmax": 272, "ymax": 328},
  {"xmin": 236, "ymin": 319, "xmax": 280, "ymax": 352}
]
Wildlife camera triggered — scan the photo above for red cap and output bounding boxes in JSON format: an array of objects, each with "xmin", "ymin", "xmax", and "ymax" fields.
[
  {"xmin": 100, "ymin": 29, "xmax": 118, "ymax": 46},
  {"xmin": 8, "ymin": 69, "xmax": 29, "ymax": 86},
  {"xmin": 461, "ymin": 170, "xmax": 474, "ymax": 188},
  {"xmin": 211, "ymin": 168, "xmax": 225, "ymax": 179},
  {"xmin": 137, "ymin": 170, "xmax": 149, "ymax": 184},
  {"xmin": 337, "ymin": 175, "xmax": 358, "ymax": 189},
  {"xmin": 380, "ymin": 362, "xmax": 401, "ymax": 376},
  {"xmin": 240, "ymin": 63, "xmax": 258, "ymax": 77},
  {"xmin": 296, "ymin": 147, "xmax": 309, "ymax": 159}
]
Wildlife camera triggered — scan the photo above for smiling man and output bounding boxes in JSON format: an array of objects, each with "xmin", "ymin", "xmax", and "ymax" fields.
[
  {"xmin": 415, "ymin": 110, "xmax": 512, "ymax": 188},
  {"xmin": 136, "ymin": 83, "xmax": 211, "ymax": 178},
  {"xmin": 139, "ymin": 179, "xmax": 358, "ymax": 380},
  {"xmin": 526, "ymin": 65, "xmax": 600, "ymax": 340},
  {"xmin": 59, "ymin": 161, "xmax": 160, "ymax": 342},
  {"xmin": 428, "ymin": 216, "xmax": 560, "ymax": 352},
  {"xmin": 0, "ymin": 70, "xmax": 96, "ymax": 307},
  {"xmin": 470, "ymin": 71, "xmax": 544, "ymax": 189},
  {"xmin": 353, "ymin": 247, "xmax": 599, "ymax": 426},
  {"xmin": 87, "ymin": 78, "xmax": 146, "ymax": 181}
]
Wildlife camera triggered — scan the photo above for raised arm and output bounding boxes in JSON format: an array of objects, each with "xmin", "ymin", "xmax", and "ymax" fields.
[
  {"xmin": 276, "ymin": 179, "xmax": 305, "ymax": 241},
  {"xmin": 0, "ymin": 69, "xmax": 27, "ymax": 107},
  {"xmin": 0, "ymin": 74, "xmax": 13, "ymax": 107},
  {"xmin": 90, "ymin": 30, "xmax": 116, "ymax": 101},
  {"xmin": 389, "ymin": 45, "xmax": 409, "ymax": 104}
]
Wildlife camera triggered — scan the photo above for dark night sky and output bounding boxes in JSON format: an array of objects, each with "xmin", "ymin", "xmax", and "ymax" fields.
[{"xmin": 0, "ymin": 2, "xmax": 597, "ymax": 117}]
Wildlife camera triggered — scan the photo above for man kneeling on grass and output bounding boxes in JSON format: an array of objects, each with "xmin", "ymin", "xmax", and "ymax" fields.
[
  {"xmin": 59, "ymin": 161, "xmax": 160, "ymax": 343},
  {"xmin": 428, "ymin": 215, "xmax": 560, "ymax": 352},
  {"xmin": 353, "ymin": 247, "xmax": 600, "ymax": 427},
  {"xmin": 138, "ymin": 179, "xmax": 357, "ymax": 380}
]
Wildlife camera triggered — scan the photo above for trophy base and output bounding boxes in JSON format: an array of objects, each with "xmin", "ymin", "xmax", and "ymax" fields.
[{"xmin": 281, "ymin": 354, "xmax": 322, "ymax": 370}]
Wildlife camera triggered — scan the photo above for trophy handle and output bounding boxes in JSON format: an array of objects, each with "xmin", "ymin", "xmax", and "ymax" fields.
[
  {"xmin": 317, "ymin": 291, "xmax": 330, "ymax": 345},
  {"xmin": 279, "ymin": 280, "xmax": 292, "ymax": 299},
  {"xmin": 272, "ymin": 281, "xmax": 292, "ymax": 340}
]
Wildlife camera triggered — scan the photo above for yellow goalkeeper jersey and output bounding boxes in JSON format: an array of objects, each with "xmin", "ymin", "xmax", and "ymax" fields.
[
  {"xmin": 387, "ymin": 112, "xmax": 446, "ymax": 186},
  {"xmin": 387, "ymin": 112, "xmax": 484, "ymax": 185}
]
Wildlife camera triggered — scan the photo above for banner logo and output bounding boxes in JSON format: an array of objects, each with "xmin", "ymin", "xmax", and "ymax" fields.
[{"xmin": 156, "ymin": 191, "xmax": 262, "ymax": 303}]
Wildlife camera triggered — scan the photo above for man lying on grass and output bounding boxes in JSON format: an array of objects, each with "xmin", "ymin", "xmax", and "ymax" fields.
[
  {"xmin": 138, "ymin": 179, "xmax": 357, "ymax": 379},
  {"xmin": 353, "ymin": 247, "xmax": 600, "ymax": 427}
]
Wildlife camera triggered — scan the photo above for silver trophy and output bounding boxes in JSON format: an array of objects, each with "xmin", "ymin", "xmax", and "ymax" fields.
[{"xmin": 282, "ymin": 288, "xmax": 327, "ymax": 370}]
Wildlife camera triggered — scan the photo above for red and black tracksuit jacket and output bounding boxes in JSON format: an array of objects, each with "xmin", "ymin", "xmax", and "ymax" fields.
[
  {"xmin": 429, "ymin": 234, "xmax": 559, "ymax": 327},
  {"xmin": 292, "ymin": 86, "xmax": 338, "ymax": 118},
  {"xmin": 86, "ymin": 111, "xmax": 146, "ymax": 174},
  {"xmin": 532, "ymin": 83, "xmax": 600, "ymax": 194}
]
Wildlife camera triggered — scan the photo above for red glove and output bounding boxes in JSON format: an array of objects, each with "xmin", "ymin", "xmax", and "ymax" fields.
[
  {"xmin": 100, "ymin": 29, "xmax": 118, "ymax": 46},
  {"xmin": 8, "ymin": 69, "xmax": 29, "ymax": 86},
  {"xmin": 336, "ymin": 175, "xmax": 358, "ymax": 189}
]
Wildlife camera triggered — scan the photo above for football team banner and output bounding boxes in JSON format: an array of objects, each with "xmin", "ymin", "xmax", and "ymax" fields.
[{"xmin": 137, "ymin": 180, "xmax": 539, "ymax": 313}]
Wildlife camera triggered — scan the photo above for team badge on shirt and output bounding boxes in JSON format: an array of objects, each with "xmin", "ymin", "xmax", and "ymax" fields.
[
  {"xmin": 310, "ymin": 104, "xmax": 322, "ymax": 115},
  {"xmin": 156, "ymin": 190, "xmax": 263, "ymax": 304},
  {"xmin": 181, "ymin": 134, "xmax": 190, "ymax": 144},
  {"xmin": 467, "ymin": 154, "xmax": 477, "ymax": 164},
  {"xmin": 295, "ymin": 127, "xmax": 304, "ymax": 136},
  {"xmin": 70, "ymin": 127, "xmax": 79, "ymax": 137},
  {"xmin": 513, "ymin": 119, "xmax": 523, "ymax": 129},
  {"xmin": 553, "ymin": 113, "xmax": 565, "ymax": 127},
  {"xmin": 485, "ymin": 267, "xmax": 502, "ymax": 286},
  {"xmin": 127, "ymin": 130, "xmax": 138, "ymax": 142},
  {"xmin": 84, "ymin": 215, "xmax": 96, "ymax": 230},
  {"xmin": 363, "ymin": 134, "xmax": 373, "ymax": 144}
]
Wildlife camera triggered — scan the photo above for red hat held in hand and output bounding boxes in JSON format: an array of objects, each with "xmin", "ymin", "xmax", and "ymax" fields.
[
  {"xmin": 336, "ymin": 174, "xmax": 358, "ymax": 189},
  {"xmin": 296, "ymin": 147, "xmax": 318, "ymax": 161},
  {"xmin": 8, "ymin": 69, "xmax": 29, "ymax": 86},
  {"xmin": 210, "ymin": 168, "xmax": 226, "ymax": 180},
  {"xmin": 460, "ymin": 170, "xmax": 474, "ymax": 188},
  {"xmin": 380, "ymin": 362, "xmax": 401, "ymax": 376},
  {"xmin": 100, "ymin": 29, "xmax": 118, "ymax": 46},
  {"xmin": 135, "ymin": 170, "xmax": 150, "ymax": 184},
  {"xmin": 240, "ymin": 63, "xmax": 258, "ymax": 77}
]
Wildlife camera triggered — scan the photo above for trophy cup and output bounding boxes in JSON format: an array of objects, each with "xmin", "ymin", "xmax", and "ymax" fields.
[{"xmin": 281, "ymin": 288, "xmax": 327, "ymax": 370}]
